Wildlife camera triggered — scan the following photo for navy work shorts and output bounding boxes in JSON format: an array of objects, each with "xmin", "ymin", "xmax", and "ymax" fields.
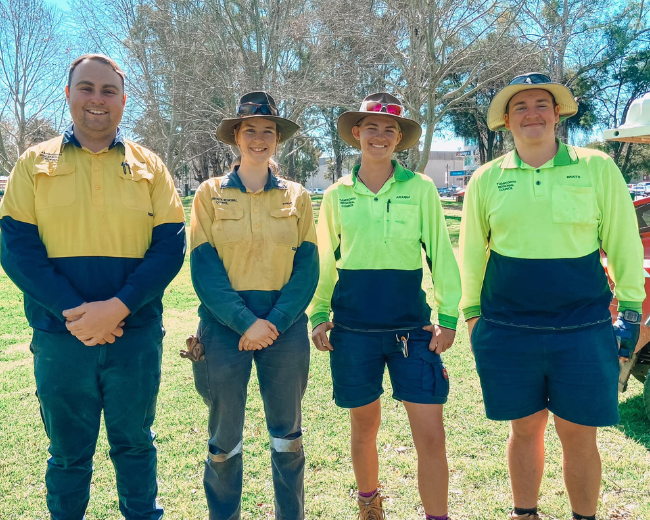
[
  {"xmin": 471, "ymin": 318, "xmax": 620, "ymax": 426},
  {"xmin": 328, "ymin": 326, "xmax": 450, "ymax": 409}
]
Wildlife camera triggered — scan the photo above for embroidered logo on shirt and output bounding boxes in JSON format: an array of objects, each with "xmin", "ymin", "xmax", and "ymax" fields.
[
  {"xmin": 396, "ymin": 195, "xmax": 410, "ymax": 199},
  {"xmin": 566, "ymin": 175, "xmax": 581, "ymax": 179},
  {"xmin": 282, "ymin": 202, "xmax": 292, "ymax": 205},
  {"xmin": 212, "ymin": 197, "xmax": 238, "ymax": 205},
  {"xmin": 39, "ymin": 152, "xmax": 60, "ymax": 162},
  {"xmin": 340, "ymin": 197, "xmax": 356, "ymax": 208},
  {"xmin": 497, "ymin": 180, "xmax": 516, "ymax": 192}
]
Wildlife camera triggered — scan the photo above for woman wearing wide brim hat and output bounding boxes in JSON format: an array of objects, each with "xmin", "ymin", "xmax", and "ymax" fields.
[
  {"xmin": 461, "ymin": 73, "xmax": 644, "ymax": 520},
  {"xmin": 189, "ymin": 91, "xmax": 318, "ymax": 520},
  {"xmin": 308, "ymin": 92, "xmax": 461, "ymax": 520}
]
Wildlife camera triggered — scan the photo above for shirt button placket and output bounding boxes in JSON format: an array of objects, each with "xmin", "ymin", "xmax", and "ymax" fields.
[
  {"xmin": 92, "ymin": 158, "xmax": 103, "ymax": 206},
  {"xmin": 251, "ymin": 194, "xmax": 261, "ymax": 239}
]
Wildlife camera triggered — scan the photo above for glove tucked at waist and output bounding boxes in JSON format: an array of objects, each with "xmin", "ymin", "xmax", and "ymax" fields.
[{"xmin": 180, "ymin": 335, "xmax": 205, "ymax": 361}]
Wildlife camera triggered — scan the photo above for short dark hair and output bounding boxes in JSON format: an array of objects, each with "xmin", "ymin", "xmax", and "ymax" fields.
[
  {"xmin": 506, "ymin": 90, "xmax": 557, "ymax": 114},
  {"xmin": 68, "ymin": 54, "xmax": 126, "ymax": 90}
]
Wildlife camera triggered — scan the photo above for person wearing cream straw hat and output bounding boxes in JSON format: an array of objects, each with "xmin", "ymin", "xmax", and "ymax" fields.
[
  {"xmin": 460, "ymin": 73, "xmax": 645, "ymax": 520},
  {"xmin": 309, "ymin": 92, "xmax": 461, "ymax": 520},
  {"xmin": 189, "ymin": 91, "xmax": 318, "ymax": 520}
]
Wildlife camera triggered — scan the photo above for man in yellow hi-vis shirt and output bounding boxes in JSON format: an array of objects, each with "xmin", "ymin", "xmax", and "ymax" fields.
[
  {"xmin": 0, "ymin": 54, "xmax": 185, "ymax": 519},
  {"xmin": 460, "ymin": 73, "xmax": 644, "ymax": 520}
]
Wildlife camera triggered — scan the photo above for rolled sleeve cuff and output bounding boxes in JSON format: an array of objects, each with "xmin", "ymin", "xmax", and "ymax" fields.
[
  {"xmin": 617, "ymin": 301, "xmax": 643, "ymax": 314},
  {"xmin": 437, "ymin": 314, "xmax": 458, "ymax": 330},
  {"xmin": 230, "ymin": 307, "xmax": 259, "ymax": 336},
  {"xmin": 267, "ymin": 308, "xmax": 294, "ymax": 334},
  {"xmin": 309, "ymin": 312, "xmax": 330, "ymax": 330},
  {"xmin": 462, "ymin": 305, "xmax": 481, "ymax": 320}
]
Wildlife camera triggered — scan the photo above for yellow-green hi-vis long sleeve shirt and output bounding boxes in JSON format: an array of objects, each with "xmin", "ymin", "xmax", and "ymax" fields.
[
  {"xmin": 459, "ymin": 141, "xmax": 645, "ymax": 330},
  {"xmin": 308, "ymin": 160, "xmax": 461, "ymax": 332}
]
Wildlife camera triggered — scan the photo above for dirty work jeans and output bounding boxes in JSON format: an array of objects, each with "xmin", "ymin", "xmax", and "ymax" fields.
[
  {"xmin": 193, "ymin": 314, "xmax": 310, "ymax": 520},
  {"xmin": 30, "ymin": 321, "xmax": 165, "ymax": 520}
]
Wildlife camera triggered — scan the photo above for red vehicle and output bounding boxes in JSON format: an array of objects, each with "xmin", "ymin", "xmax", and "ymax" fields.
[{"xmin": 602, "ymin": 196, "xmax": 650, "ymax": 418}]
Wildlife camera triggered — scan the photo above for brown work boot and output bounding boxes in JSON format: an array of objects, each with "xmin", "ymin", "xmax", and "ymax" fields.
[
  {"xmin": 357, "ymin": 491, "xmax": 385, "ymax": 520},
  {"xmin": 509, "ymin": 511, "xmax": 540, "ymax": 520}
]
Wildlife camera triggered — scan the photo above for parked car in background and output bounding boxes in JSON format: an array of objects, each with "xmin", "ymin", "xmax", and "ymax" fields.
[
  {"xmin": 312, "ymin": 188, "xmax": 325, "ymax": 195},
  {"xmin": 602, "ymin": 196, "xmax": 650, "ymax": 419}
]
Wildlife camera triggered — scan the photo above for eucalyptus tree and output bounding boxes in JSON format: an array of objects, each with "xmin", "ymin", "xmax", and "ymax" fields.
[{"xmin": 371, "ymin": 0, "xmax": 537, "ymax": 172}]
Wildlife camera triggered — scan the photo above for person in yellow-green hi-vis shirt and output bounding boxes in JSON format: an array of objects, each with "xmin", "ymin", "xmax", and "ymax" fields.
[
  {"xmin": 460, "ymin": 73, "xmax": 645, "ymax": 520},
  {"xmin": 308, "ymin": 93, "xmax": 461, "ymax": 520}
]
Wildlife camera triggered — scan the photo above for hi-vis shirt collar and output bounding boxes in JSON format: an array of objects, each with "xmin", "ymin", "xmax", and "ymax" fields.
[
  {"xmin": 340, "ymin": 160, "xmax": 414, "ymax": 189},
  {"xmin": 501, "ymin": 139, "xmax": 580, "ymax": 170},
  {"xmin": 221, "ymin": 166, "xmax": 288, "ymax": 192},
  {"xmin": 35, "ymin": 132, "xmax": 153, "ymax": 183},
  {"xmin": 62, "ymin": 124, "xmax": 126, "ymax": 150}
]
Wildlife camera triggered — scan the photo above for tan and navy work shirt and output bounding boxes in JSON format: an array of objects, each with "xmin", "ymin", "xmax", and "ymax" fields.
[
  {"xmin": 190, "ymin": 169, "xmax": 318, "ymax": 334},
  {"xmin": 0, "ymin": 126, "xmax": 186, "ymax": 332}
]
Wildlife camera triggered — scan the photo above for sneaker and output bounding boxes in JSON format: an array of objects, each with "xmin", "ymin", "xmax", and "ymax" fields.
[
  {"xmin": 357, "ymin": 491, "xmax": 385, "ymax": 520},
  {"xmin": 509, "ymin": 512, "xmax": 540, "ymax": 520}
]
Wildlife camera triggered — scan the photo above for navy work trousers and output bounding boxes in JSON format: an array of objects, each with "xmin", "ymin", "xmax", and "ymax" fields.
[{"xmin": 193, "ymin": 314, "xmax": 310, "ymax": 520}]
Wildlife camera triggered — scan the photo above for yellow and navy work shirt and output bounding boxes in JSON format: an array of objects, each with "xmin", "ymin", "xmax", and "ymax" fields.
[
  {"xmin": 190, "ymin": 169, "xmax": 318, "ymax": 334},
  {"xmin": 459, "ymin": 141, "xmax": 645, "ymax": 329},
  {"xmin": 0, "ymin": 127, "xmax": 186, "ymax": 333},
  {"xmin": 308, "ymin": 161, "xmax": 461, "ymax": 332}
]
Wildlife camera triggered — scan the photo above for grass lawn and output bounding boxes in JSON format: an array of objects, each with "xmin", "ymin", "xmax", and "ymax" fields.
[{"xmin": 0, "ymin": 196, "xmax": 649, "ymax": 519}]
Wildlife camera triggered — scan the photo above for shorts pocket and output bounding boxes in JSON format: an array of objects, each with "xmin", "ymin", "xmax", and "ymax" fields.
[
  {"xmin": 269, "ymin": 207, "xmax": 299, "ymax": 247},
  {"xmin": 418, "ymin": 349, "xmax": 450, "ymax": 400},
  {"xmin": 384, "ymin": 204, "xmax": 420, "ymax": 240},
  {"xmin": 33, "ymin": 162, "xmax": 76, "ymax": 209},
  {"xmin": 212, "ymin": 206, "xmax": 246, "ymax": 245},
  {"xmin": 551, "ymin": 185, "xmax": 598, "ymax": 225}
]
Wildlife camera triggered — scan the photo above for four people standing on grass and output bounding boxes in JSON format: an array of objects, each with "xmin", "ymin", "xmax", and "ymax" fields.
[
  {"xmin": 308, "ymin": 93, "xmax": 461, "ymax": 520},
  {"xmin": 460, "ymin": 73, "xmax": 645, "ymax": 520},
  {"xmin": 0, "ymin": 52, "xmax": 639, "ymax": 520},
  {"xmin": 189, "ymin": 92, "xmax": 319, "ymax": 520}
]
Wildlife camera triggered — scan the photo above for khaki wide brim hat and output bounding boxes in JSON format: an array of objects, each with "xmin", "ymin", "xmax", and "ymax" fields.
[
  {"xmin": 337, "ymin": 92, "xmax": 422, "ymax": 152},
  {"xmin": 216, "ymin": 91, "xmax": 300, "ymax": 146},
  {"xmin": 487, "ymin": 74, "xmax": 578, "ymax": 131}
]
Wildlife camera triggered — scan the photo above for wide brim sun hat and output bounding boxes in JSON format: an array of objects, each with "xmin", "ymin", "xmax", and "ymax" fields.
[
  {"xmin": 603, "ymin": 91, "xmax": 650, "ymax": 144},
  {"xmin": 337, "ymin": 92, "xmax": 422, "ymax": 152},
  {"xmin": 487, "ymin": 73, "xmax": 578, "ymax": 131},
  {"xmin": 217, "ymin": 91, "xmax": 300, "ymax": 146}
]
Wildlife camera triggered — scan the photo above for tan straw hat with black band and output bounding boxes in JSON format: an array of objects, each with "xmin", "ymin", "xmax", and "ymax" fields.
[
  {"xmin": 216, "ymin": 91, "xmax": 300, "ymax": 146},
  {"xmin": 337, "ymin": 92, "xmax": 422, "ymax": 152},
  {"xmin": 487, "ymin": 73, "xmax": 578, "ymax": 131}
]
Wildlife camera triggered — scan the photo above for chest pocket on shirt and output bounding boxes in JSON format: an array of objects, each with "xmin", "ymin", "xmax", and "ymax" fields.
[
  {"xmin": 269, "ymin": 207, "xmax": 299, "ymax": 247},
  {"xmin": 33, "ymin": 162, "xmax": 76, "ymax": 209},
  {"xmin": 552, "ymin": 185, "xmax": 598, "ymax": 225},
  {"xmin": 384, "ymin": 204, "xmax": 420, "ymax": 240},
  {"xmin": 118, "ymin": 162, "xmax": 154, "ymax": 213},
  {"xmin": 212, "ymin": 206, "xmax": 245, "ymax": 245}
]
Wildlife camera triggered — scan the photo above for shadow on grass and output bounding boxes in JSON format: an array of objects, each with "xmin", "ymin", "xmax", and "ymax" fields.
[{"xmin": 617, "ymin": 390, "xmax": 650, "ymax": 451}]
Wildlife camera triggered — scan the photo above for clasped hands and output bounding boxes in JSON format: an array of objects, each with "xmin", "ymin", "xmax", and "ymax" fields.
[
  {"xmin": 63, "ymin": 297, "xmax": 130, "ymax": 346},
  {"xmin": 239, "ymin": 319, "xmax": 279, "ymax": 351}
]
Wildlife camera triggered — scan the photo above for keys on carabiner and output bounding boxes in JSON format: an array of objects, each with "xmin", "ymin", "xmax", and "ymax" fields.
[{"xmin": 396, "ymin": 333, "xmax": 409, "ymax": 358}]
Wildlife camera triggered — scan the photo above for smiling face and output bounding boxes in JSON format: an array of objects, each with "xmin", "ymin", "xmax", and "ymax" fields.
[
  {"xmin": 351, "ymin": 115, "xmax": 402, "ymax": 161},
  {"xmin": 65, "ymin": 59, "xmax": 126, "ymax": 150},
  {"xmin": 504, "ymin": 89, "xmax": 560, "ymax": 147},
  {"xmin": 234, "ymin": 118, "xmax": 279, "ymax": 166}
]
